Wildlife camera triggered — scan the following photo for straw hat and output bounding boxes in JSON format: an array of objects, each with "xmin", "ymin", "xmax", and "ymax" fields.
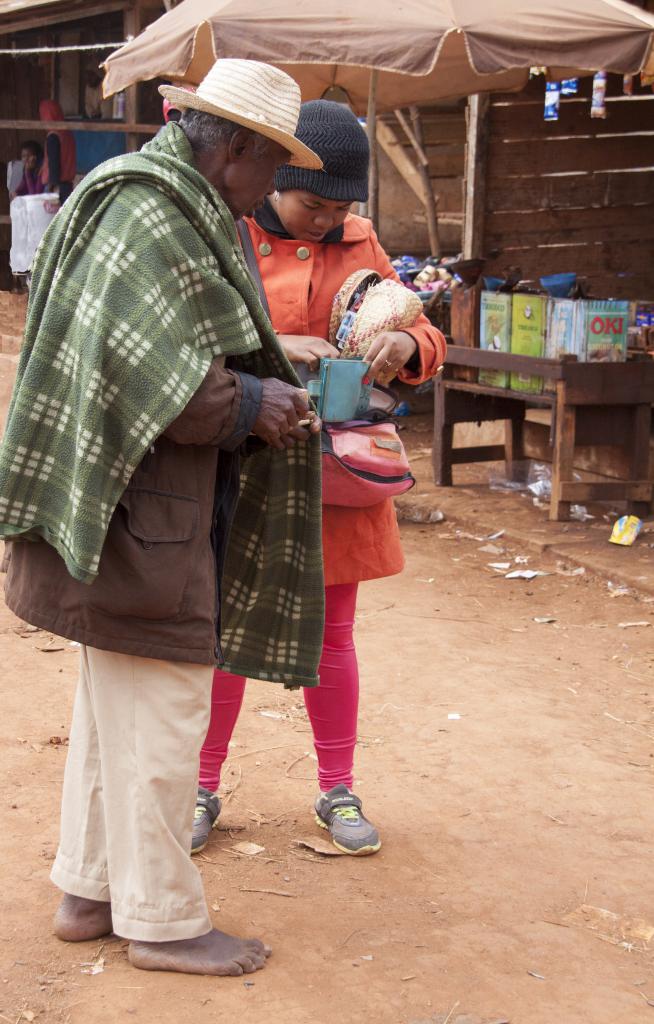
[
  {"xmin": 159, "ymin": 59, "xmax": 322, "ymax": 170},
  {"xmin": 330, "ymin": 268, "xmax": 424, "ymax": 359}
]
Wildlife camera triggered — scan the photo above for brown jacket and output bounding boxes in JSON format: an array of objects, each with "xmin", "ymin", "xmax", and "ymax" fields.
[{"xmin": 2, "ymin": 359, "xmax": 262, "ymax": 665}]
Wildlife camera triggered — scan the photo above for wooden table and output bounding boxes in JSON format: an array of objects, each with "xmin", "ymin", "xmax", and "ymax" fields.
[{"xmin": 433, "ymin": 346, "xmax": 654, "ymax": 520}]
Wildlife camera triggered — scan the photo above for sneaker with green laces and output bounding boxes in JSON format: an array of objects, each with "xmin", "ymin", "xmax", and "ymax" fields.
[
  {"xmin": 314, "ymin": 784, "xmax": 381, "ymax": 855},
  {"xmin": 191, "ymin": 787, "xmax": 221, "ymax": 855}
]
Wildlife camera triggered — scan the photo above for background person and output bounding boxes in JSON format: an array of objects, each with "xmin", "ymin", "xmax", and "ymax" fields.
[
  {"xmin": 193, "ymin": 99, "xmax": 447, "ymax": 857},
  {"xmin": 39, "ymin": 99, "xmax": 76, "ymax": 202},
  {"xmin": 10, "ymin": 140, "xmax": 45, "ymax": 199}
]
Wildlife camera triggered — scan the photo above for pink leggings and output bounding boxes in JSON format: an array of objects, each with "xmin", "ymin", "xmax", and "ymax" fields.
[{"xmin": 200, "ymin": 582, "xmax": 359, "ymax": 793}]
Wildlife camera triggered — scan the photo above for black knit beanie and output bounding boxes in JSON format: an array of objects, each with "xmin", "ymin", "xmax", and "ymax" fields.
[{"xmin": 275, "ymin": 100, "xmax": 369, "ymax": 203}]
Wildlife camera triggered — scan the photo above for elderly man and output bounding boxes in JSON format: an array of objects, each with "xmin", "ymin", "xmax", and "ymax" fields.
[{"xmin": 0, "ymin": 59, "xmax": 324, "ymax": 976}]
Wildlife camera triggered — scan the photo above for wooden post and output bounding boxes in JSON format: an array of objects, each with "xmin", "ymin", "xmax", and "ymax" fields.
[
  {"xmin": 123, "ymin": 1, "xmax": 140, "ymax": 152},
  {"xmin": 550, "ymin": 381, "xmax": 576, "ymax": 521},
  {"xmin": 432, "ymin": 374, "xmax": 454, "ymax": 486},
  {"xmin": 628, "ymin": 403, "xmax": 653, "ymax": 518},
  {"xmin": 376, "ymin": 120, "xmax": 425, "ymax": 203},
  {"xmin": 393, "ymin": 107, "xmax": 440, "ymax": 256},
  {"xmin": 366, "ymin": 69, "xmax": 379, "ymax": 231},
  {"xmin": 409, "ymin": 105, "xmax": 440, "ymax": 257},
  {"xmin": 462, "ymin": 93, "xmax": 489, "ymax": 259}
]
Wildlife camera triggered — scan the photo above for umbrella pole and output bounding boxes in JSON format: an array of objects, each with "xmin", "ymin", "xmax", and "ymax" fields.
[{"xmin": 366, "ymin": 68, "xmax": 379, "ymax": 231}]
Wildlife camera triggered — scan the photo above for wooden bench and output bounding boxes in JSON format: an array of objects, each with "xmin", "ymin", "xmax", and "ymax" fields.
[{"xmin": 432, "ymin": 345, "xmax": 654, "ymax": 520}]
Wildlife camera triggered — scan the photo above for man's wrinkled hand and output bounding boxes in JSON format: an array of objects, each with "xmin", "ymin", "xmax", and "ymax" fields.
[{"xmin": 253, "ymin": 379, "xmax": 315, "ymax": 450}]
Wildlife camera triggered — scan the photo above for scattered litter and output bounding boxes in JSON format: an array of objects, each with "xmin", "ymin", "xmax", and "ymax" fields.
[
  {"xmin": 534, "ymin": 616, "xmax": 556, "ymax": 624},
  {"xmin": 527, "ymin": 971, "xmax": 546, "ymax": 980},
  {"xmin": 231, "ymin": 842, "xmax": 265, "ymax": 857},
  {"xmin": 416, "ymin": 577, "xmax": 435, "ymax": 583},
  {"xmin": 359, "ymin": 954, "xmax": 374, "ymax": 961},
  {"xmin": 36, "ymin": 640, "xmax": 65, "ymax": 652},
  {"xmin": 211, "ymin": 902, "xmax": 221, "ymax": 912},
  {"xmin": 607, "ymin": 582, "xmax": 630, "ymax": 597},
  {"xmin": 258, "ymin": 711, "xmax": 284, "ymax": 720},
  {"xmin": 564, "ymin": 904, "xmax": 654, "ymax": 950},
  {"xmin": 570, "ymin": 504, "xmax": 594, "ymax": 522},
  {"xmin": 527, "ymin": 462, "xmax": 552, "ymax": 500},
  {"xmin": 618, "ymin": 621, "xmax": 650, "ymax": 630},
  {"xmin": 556, "ymin": 564, "xmax": 586, "ymax": 577},
  {"xmin": 20, "ymin": 1013, "xmax": 35, "ymax": 1022},
  {"xmin": 239, "ymin": 887, "xmax": 297, "ymax": 898},
  {"xmin": 505, "ymin": 569, "xmax": 549, "ymax": 580},
  {"xmin": 48, "ymin": 735, "xmax": 68, "ymax": 746},
  {"xmin": 80, "ymin": 957, "xmax": 105, "ymax": 976},
  {"xmin": 401, "ymin": 974, "xmax": 416, "ymax": 981},
  {"xmin": 243, "ymin": 981, "xmax": 255, "ymax": 988},
  {"xmin": 488, "ymin": 562, "xmax": 511, "ymax": 571},
  {"xmin": 487, "ymin": 530, "xmax": 505, "ymax": 540},
  {"xmin": 514, "ymin": 555, "xmax": 530, "ymax": 564},
  {"xmin": 397, "ymin": 505, "xmax": 446, "ymax": 524},
  {"xmin": 479, "ymin": 543, "xmax": 504, "ymax": 554},
  {"xmin": 285, "ymin": 751, "xmax": 311, "ymax": 778},
  {"xmin": 609, "ymin": 515, "xmax": 643, "ymax": 547},
  {"xmin": 68, "ymin": 641, "xmax": 80, "ymax": 648},
  {"xmin": 447, "ymin": 713, "xmax": 462, "ymax": 720},
  {"xmin": 294, "ymin": 837, "xmax": 345, "ymax": 857},
  {"xmin": 639, "ymin": 993, "xmax": 654, "ymax": 1008}
]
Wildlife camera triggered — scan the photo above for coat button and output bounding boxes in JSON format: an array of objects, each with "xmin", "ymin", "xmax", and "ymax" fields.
[
  {"xmin": 258, "ymin": 242, "xmax": 272, "ymax": 256},
  {"xmin": 296, "ymin": 246, "xmax": 310, "ymax": 260}
]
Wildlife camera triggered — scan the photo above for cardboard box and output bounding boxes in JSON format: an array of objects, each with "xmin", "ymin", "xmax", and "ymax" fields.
[
  {"xmin": 479, "ymin": 292, "xmax": 511, "ymax": 388},
  {"xmin": 582, "ymin": 300, "xmax": 629, "ymax": 362},
  {"xmin": 544, "ymin": 298, "xmax": 583, "ymax": 391},
  {"xmin": 510, "ymin": 294, "xmax": 546, "ymax": 393},
  {"xmin": 546, "ymin": 299, "xmax": 584, "ymax": 360}
]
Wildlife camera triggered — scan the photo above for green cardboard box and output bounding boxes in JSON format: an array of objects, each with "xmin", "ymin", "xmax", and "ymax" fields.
[
  {"xmin": 479, "ymin": 292, "xmax": 512, "ymax": 388},
  {"xmin": 510, "ymin": 294, "xmax": 546, "ymax": 393},
  {"xmin": 582, "ymin": 300, "xmax": 629, "ymax": 362}
]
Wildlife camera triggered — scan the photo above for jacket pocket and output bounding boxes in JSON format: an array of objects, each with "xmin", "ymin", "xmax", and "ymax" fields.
[{"xmin": 88, "ymin": 488, "xmax": 200, "ymax": 621}]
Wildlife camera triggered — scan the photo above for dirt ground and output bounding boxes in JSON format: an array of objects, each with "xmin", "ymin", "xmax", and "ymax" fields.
[{"xmin": 1, "ymin": 359, "xmax": 654, "ymax": 1024}]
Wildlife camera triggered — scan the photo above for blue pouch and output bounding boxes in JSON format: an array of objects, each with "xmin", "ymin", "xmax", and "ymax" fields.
[{"xmin": 312, "ymin": 358, "xmax": 372, "ymax": 423}]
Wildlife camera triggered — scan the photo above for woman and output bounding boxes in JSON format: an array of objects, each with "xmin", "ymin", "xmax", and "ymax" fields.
[
  {"xmin": 194, "ymin": 100, "xmax": 447, "ymax": 855},
  {"xmin": 12, "ymin": 140, "xmax": 45, "ymax": 199},
  {"xmin": 39, "ymin": 99, "xmax": 76, "ymax": 203}
]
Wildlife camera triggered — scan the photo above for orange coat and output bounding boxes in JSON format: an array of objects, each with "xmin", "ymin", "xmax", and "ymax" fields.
[{"xmin": 243, "ymin": 212, "xmax": 447, "ymax": 586}]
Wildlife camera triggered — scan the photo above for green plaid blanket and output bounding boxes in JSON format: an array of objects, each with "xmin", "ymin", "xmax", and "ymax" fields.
[{"xmin": 0, "ymin": 123, "xmax": 324, "ymax": 687}]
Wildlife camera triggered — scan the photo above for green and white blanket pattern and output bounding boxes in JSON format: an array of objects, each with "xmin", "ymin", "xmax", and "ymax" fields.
[{"xmin": 0, "ymin": 123, "xmax": 324, "ymax": 687}]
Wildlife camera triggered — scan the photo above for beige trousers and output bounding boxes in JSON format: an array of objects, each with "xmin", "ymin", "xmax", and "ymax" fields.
[{"xmin": 50, "ymin": 646, "xmax": 214, "ymax": 942}]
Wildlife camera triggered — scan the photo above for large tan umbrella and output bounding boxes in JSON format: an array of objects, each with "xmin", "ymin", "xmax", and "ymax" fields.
[{"xmin": 103, "ymin": 0, "xmax": 654, "ymax": 109}]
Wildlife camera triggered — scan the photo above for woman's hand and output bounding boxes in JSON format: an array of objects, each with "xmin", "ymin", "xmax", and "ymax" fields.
[
  {"xmin": 278, "ymin": 334, "xmax": 337, "ymax": 371},
  {"xmin": 365, "ymin": 332, "xmax": 418, "ymax": 385}
]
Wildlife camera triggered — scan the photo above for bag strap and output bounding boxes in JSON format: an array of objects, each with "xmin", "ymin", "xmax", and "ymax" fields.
[{"xmin": 236, "ymin": 219, "xmax": 271, "ymax": 319}]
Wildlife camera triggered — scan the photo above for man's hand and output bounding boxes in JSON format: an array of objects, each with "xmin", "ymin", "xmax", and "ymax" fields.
[
  {"xmin": 253, "ymin": 379, "xmax": 320, "ymax": 450},
  {"xmin": 365, "ymin": 331, "xmax": 418, "ymax": 385},
  {"xmin": 278, "ymin": 335, "xmax": 337, "ymax": 371}
]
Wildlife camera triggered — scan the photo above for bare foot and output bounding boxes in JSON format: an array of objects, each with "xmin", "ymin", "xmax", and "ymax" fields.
[
  {"xmin": 54, "ymin": 894, "xmax": 113, "ymax": 942},
  {"xmin": 128, "ymin": 928, "xmax": 272, "ymax": 976}
]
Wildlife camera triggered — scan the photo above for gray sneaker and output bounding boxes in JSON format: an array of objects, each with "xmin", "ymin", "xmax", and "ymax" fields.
[
  {"xmin": 191, "ymin": 787, "xmax": 221, "ymax": 855},
  {"xmin": 314, "ymin": 784, "xmax": 381, "ymax": 855}
]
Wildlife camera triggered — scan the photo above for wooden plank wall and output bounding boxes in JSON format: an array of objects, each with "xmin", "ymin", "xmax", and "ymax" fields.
[
  {"xmin": 379, "ymin": 102, "xmax": 465, "ymax": 255},
  {"xmin": 480, "ymin": 75, "xmax": 654, "ymax": 300}
]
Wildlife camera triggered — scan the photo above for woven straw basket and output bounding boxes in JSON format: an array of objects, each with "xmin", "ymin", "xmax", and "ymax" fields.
[{"xmin": 329, "ymin": 269, "xmax": 424, "ymax": 359}]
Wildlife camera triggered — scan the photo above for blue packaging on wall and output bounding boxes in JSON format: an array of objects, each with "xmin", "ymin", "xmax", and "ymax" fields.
[{"xmin": 544, "ymin": 82, "xmax": 561, "ymax": 121}]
